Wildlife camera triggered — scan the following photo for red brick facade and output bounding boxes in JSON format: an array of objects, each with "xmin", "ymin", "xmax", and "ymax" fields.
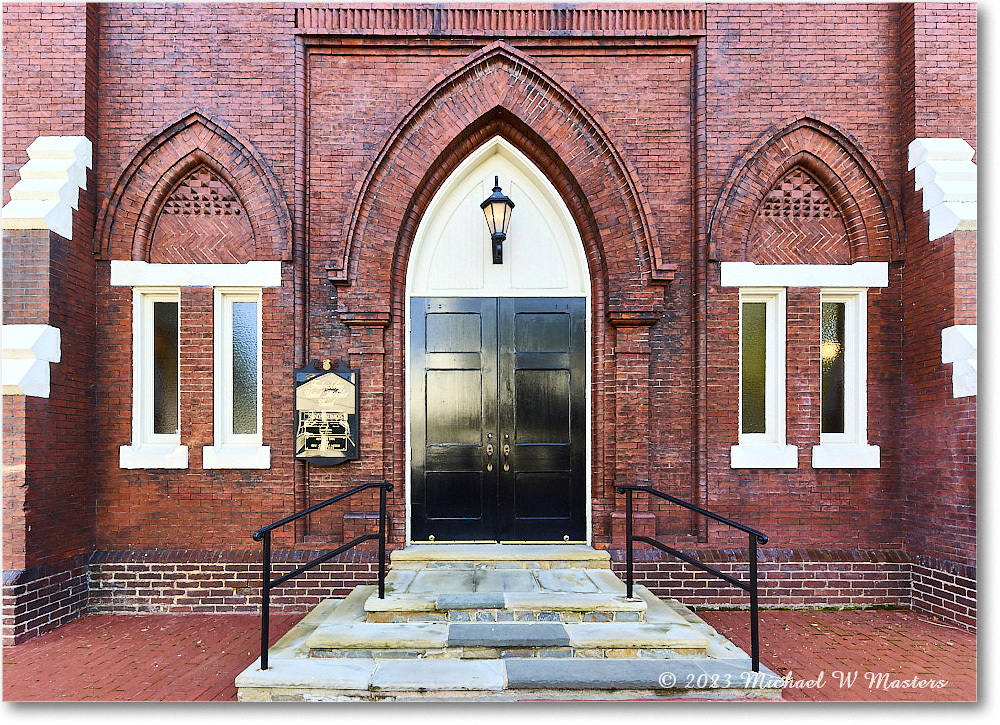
[{"xmin": 3, "ymin": 3, "xmax": 976, "ymax": 644}]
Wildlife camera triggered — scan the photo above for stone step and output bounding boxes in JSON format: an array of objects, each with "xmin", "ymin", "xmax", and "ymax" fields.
[
  {"xmin": 368, "ymin": 562, "xmax": 641, "ymax": 623},
  {"xmin": 307, "ymin": 620, "xmax": 710, "ymax": 659},
  {"xmin": 389, "ymin": 544, "xmax": 611, "ymax": 570},
  {"xmin": 237, "ymin": 655, "xmax": 785, "ymax": 701}
]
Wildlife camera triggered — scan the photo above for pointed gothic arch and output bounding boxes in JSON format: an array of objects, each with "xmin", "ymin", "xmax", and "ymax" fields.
[
  {"xmin": 333, "ymin": 40, "xmax": 670, "ymax": 325},
  {"xmin": 95, "ymin": 111, "xmax": 292, "ymax": 262},
  {"xmin": 709, "ymin": 117, "xmax": 903, "ymax": 263}
]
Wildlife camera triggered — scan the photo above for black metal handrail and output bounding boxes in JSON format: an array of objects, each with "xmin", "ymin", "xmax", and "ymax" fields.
[
  {"xmin": 251, "ymin": 481, "xmax": 392, "ymax": 670},
  {"xmin": 616, "ymin": 484, "xmax": 768, "ymax": 672}
]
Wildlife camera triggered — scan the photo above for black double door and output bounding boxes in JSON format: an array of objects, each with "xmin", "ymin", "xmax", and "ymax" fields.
[{"xmin": 411, "ymin": 297, "xmax": 586, "ymax": 542}]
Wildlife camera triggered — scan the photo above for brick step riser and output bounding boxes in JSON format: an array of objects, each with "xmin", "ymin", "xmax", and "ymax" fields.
[{"xmin": 366, "ymin": 610, "xmax": 645, "ymax": 623}]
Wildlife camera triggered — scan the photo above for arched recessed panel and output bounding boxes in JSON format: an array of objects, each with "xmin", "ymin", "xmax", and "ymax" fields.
[{"xmin": 408, "ymin": 137, "xmax": 588, "ymax": 298}]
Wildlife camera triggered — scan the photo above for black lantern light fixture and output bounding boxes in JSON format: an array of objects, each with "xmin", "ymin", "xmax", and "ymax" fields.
[{"xmin": 480, "ymin": 176, "xmax": 515, "ymax": 264}]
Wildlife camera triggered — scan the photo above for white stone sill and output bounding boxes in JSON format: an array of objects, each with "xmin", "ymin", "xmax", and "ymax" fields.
[
  {"xmin": 729, "ymin": 444, "xmax": 799, "ymax": 469},
  {"xmin": 811, "ymin": 444, "xmax": 881, "ymax": 469},
  {"xmin": 120, "ymin": 444, "xmax": 189, "ymax": 469},
  {"xmin": 203, "ymin": 445, "xmax": 271, "ymax": 470}
]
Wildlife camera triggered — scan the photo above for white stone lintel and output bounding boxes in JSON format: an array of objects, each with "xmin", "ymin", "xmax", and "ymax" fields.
[
  {"xmin": 111, "ymin": 260, "xmax": 283, "ymax": 288},
  {"xmin": 720, "ymin": 262, "xmax": 889, "ymax": 289}
]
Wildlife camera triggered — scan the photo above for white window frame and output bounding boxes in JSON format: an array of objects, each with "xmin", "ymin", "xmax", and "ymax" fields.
[
  {"xmin": 812, "ymin": 288, "xmax": 880, "ymax": 468},
  {"xmin": 119, "ymin": 287, "xmax": 188, "ymax": 469},
  {"xmin": 203, "ymin": 287, "xmax": 270, "ymax": 469},
  {"xmin": 730, "ymin": 288, "xmax": 798, "ymax": 469}
]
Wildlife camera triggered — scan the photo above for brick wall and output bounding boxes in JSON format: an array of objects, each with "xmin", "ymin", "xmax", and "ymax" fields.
[
  {"xmin": 2, "ymin": 3, "xmax": 100, "ymax": 650},
  {"xmin": 1, "ymin": 3, "xmax": 976, "ymax": 641},
  {"xmin": 898, "ymin": 3, "xmax": 977, "ymax": 627}
]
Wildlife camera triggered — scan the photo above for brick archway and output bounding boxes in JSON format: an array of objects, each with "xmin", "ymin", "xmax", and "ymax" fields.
[
  {"xmin": 709, "ymin": 117, "xmax": 903, "ymax": 262},
  {"xmin": 95, "ymin": 111, "xmax": 291, "ymax": 262},
  {"xmin": 335, "ymin": 40, "xmax": 672, "ymax": 324}
]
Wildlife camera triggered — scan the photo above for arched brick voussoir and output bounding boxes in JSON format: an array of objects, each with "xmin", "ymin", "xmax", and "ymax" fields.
[
  {"xmin": 335, "ymin": 40, "xmax": 672, "ymax": 315},
  {"xmin": 709, "ymin": 117, "xmax": 904, "ymax": 263},
  {"xmin": 95, "ymin": 110, "xmax": 292, "ymax": 262}
]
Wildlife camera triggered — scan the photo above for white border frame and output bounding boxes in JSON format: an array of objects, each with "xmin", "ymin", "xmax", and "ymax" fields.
[
  {"xmin": 812, "ymin": 288, "xmax": 880, "ymax": 469},
  {"xmin": 119, "ymin": 287, "xmax": 188, "ymax": 469},
  {"xmin": 731, "ymin": 288, "xmax": 798, "ymax": 469},
  {"xmin": 204, "ymin": 287, "xmax": 270, "ymax": 469}
]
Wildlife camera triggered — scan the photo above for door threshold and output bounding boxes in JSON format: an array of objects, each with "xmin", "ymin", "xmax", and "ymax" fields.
[{"xmin": 393, "ymin": 542, "xmax": 609, "ymax": 566}]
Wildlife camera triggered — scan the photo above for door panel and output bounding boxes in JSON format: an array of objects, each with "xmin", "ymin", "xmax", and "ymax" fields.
[
  {"xmin": 411, "ymin": 298, "xmax": 498, "ymax": 541},
  {"xmin": 411, "ymin": 296, "xmax": 585, "ymax": 542},
  {"xmin": 500, "ymin": 298, "xmax": 586, "ymax": 541}
]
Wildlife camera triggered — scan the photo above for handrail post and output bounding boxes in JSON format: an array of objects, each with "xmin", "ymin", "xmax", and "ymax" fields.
[
  {"xmin": 625, "ymin": 487, "xmax": 634, "ymax": 599},
  {"xmin": 749, "ymin": 531, "xmax": 760, "ymax": 673},
  {"xmin": 378, "ymin": 484, "xmax": 387, "ymax": 599},
  {"xmin": 260, "ymin": 531, "xmax": 272, "ymax": 671}
]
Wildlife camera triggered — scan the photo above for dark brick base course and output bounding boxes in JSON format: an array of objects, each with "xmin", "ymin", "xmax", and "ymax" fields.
[
  {"xmin": 3, "ymin": 548, "xmax": 975, "ymax": 645},
  {"xmin": 2, "ymin": 553, "xmax": 91, "ymax": 646}
]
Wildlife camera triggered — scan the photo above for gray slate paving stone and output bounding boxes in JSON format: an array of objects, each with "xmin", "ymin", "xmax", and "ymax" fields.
[
  {"xmin": 448, "ymin": 623, "xmax": 570, "ymax": 647},
  {"xmin": 436, "ymin": 592, "xmax": 505, "ymax": 610}
]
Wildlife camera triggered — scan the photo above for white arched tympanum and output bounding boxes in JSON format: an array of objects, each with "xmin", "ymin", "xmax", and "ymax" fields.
[{"xmin": 404, "ymin": 136, "xmax": 592, "ymax": 543}]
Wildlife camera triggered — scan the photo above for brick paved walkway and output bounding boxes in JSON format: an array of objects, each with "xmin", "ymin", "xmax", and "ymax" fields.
[
  {"xmin": 700, "ymin": 609, "xmax": 976, "ymax": 701},
  {"xmin": 2, "ymin": 608, "xmax": 975, "ymax": 701}
]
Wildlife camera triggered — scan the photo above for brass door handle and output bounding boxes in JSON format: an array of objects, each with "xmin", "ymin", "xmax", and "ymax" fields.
[
  {"xmin": 503, "ymin": 444, "xmax": 510, "ymax": 472},
  {"xmin": 486, "ymin": 443, "xmax": 494, "ymax": 472}
]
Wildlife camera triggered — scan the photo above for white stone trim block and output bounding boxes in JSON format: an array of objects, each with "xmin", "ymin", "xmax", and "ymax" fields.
[
  {"xmin": 942, "ymin": 324, "xmax": 977, "ymax": 398},
  {"xmin": 908, "ymin": 137, "xmax": 977, "ymax": 241},
  {"xmin": 110, "ymin": 261, "xmax": 282, "ymax": 288},
  {"xmin": 720, "ymin": 262, "xmax": 889, "ymax": 288},
  {"xmin": 202, "ymin": 445, "xmax": 271, "ymax": 470},
  {"xmin": 1, "ymin": 136, "xmax": 93, "ymax": 240},
  {"xmin": 730, "ymin": 444, "xmax": 799, "ymax": 469},
  {"xmin": 2, "ymin": 324, "xmax": 61, "ymax": 398},
  {"xmin": 907, "ymin": 138, "xmax": 975, "ymax": 170},
  {"xmin": 811, "ymin": 444, "xmax": 881, "ymax": 469},
  {"xmin": 120, "ymin": 444, "xmax": 189, "ymax": 469}
]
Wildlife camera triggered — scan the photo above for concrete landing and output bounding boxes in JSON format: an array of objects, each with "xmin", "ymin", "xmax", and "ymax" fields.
[{"xmin": 236, "ymin": 546, "xmax": 782, "ymax": 701}]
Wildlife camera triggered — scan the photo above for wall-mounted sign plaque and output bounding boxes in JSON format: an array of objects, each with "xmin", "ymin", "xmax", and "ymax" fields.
[{"xmin": 294, "ymin": 360, "xmax": 359, "ymax": 465}]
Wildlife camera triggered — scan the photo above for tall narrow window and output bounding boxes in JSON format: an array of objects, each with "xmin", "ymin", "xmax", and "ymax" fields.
[
  {"xmin": 152, "ymin": 299, "xmax": 180, "ymax": 435},
  {"xmin": 820, "ymin": 300, "xmax": 846, "ymax": 435},
  {"xmin": 741, "ymin": 301, "xmax": 768, "ymax": 435},
  {"xmin": 204, "ymin": 288, "xmax": 270, "ymax": 469},
  {"xmin": 731, "ymin": 288, "xmax": 798, "ymax": 469},
  {"xmin": 120, "ymin": 288, "xmax": 188, "ymax": 468},
  {"xmin": 812, "ymin": 289, "xmax": 880, "ymax": 468}
]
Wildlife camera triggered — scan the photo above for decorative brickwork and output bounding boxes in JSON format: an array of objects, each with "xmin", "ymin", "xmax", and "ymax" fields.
[
  {"xmin": 709, "ymin": 117, "xmax": 903, "ymax": 263},
  {"xmin": 748, "ymin": 167, "xmax": 851, "ymax": 265},
  {"xmin": 759, "ymin": 168, "xmax": 837, "ymax": 219},
  {"xmin": 95, "ymin": 112, "xmax": 292, "ymax": 263},
  {"xmin": 151, "ymin": 165, "xmax": 255, "ymax": 264}
]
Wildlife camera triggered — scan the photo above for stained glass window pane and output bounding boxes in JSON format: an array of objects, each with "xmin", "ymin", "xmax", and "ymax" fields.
[
  {"xmin": 741, "ymin": 302, "xmax": 767, "ymax": 434},
  {"xmin": 152, "ymin": 301, "xmax": 179, "ymax": 435},
  {"xmin": 232, "ymin": 301, "xmax": 258, "ymax": 435},
  {"xmin": 821, "ymin": 301, "xmax": 846, "ymax": 434}
]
